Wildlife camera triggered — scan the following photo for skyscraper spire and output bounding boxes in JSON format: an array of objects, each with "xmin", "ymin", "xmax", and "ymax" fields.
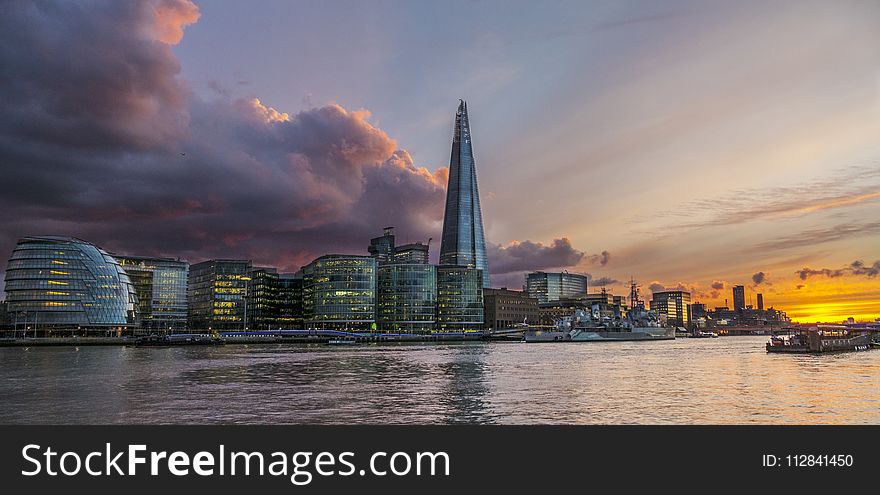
[{"xmin": 439, "ymin": 100, "xmax": 490, "ymax": 287}]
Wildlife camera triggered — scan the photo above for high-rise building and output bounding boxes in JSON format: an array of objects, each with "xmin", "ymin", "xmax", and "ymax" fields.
[
  {"xmin": 483, "ymin": 288, "xmax": 540, "ymax": 330},
  {"xmin": 246, "ymin": 266, "xmax": 280, "ymax": 330},
  {"xmin": 393, "ymin": 243, "xmax": 430, "ymax": 264},
  {"xmin": 115, "ymin": 255, "xmax": 188, "ymax": 332},
  {"xmin": 369, "ymin": 227, "xmax": 431, "ymax": 265},
  {"xmin": 277, "ymin": 272, "xmax": 304, "ymax": 328},
  {"xmin": 757, "ymin": 293, "xmax": 764, "ymax": 311},
  {"xmin": 525, "ymin": 271, "xmax": 589, "ymax": 304},
  {"xmin": 302, "ymin": 255, "xmax": 377, "ymax": 331},
  {"xmin": 3, "ymin": 236, "xmax": 139, "ymax": 334},
  {"xmin": 439, "ymin": 100, "xmax": 489, "ymax": 287},
  {"xmin": 378, "ymin": 263, "xmax": 437, "ymax": 333},
  {"xmin": 187, "ymin": 260, "xmax": 252, "ymax": 330},
  {"xmin": 368, "ymin": 227, "xmax": 396, "ymax": 263},
  {"xmin": 650, "ymin": 290, "xmax": 691, "ymax": 327},
  {"xmin": 436, "ymin": 265, "xmax": 484, "ymax": 331},
  {"xmin": 732, "ymin": 285, "xmax": 745, "ymax": 312}
]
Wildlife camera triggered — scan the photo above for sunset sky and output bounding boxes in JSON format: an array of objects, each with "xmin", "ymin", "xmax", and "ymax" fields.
[{"xmin": 1, "ymin": 0, "xmax": 879, "ymax": 322}]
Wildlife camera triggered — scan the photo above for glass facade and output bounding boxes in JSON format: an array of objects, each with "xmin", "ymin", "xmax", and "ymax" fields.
[
  {"xmin": 277, "ymin": 272, "xmax": 304, "ymax": 328},
  {"xmin": 3, "ymin": 236, "xmax": 138, "ymax": 334},
  {"xmin": 302, "ymin": 255, "xmax": 377, "ymax": 331},
  {"xmin": 439, "ymin": 100, "xmax": 490, "ymax": 287},
  {"xmin": 246, "ymin": 267, "xmax": 280, "ymax": 330},
  {"xmin": 187, "ymin": 260, "xmax": 251, "ymax": 330},
  {"xmin": 378, "ymin": 263, "xmax": 436, "ymax": 333},
  {"xmin": 526, "ymin": 272, "xmax": 589, "ymax": 304},
  {"xmin": 116, "ymin": 255, "xmax": 188, "ymax": 332},
  {"xmin": 436, "ymin": 265, "xmax": 484, "ymax": 332},
  {"xmin": 650, "ymin": 290, "xmax": 691, "ymax": 327}
]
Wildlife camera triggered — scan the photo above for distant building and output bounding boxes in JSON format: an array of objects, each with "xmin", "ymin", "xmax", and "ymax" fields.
[
  {"xmin": 368, "ymin": 227, "xmax": 431, "ymax": 265},
  {"xmin": 756, "ymin": 293, "xmax": 764, "ymax": 311},
  {"xmin": 526, "ymin": 271, "xmax": 588, "ymax": 304},
  {"xmin": 732, "ymin": 285, "xmax": 745, "ymax": 313},
  {"xmin": 368, "ymin": 227, "xmax": 396, "ymax": 263},
  {"xmin": 115, "ymin": 255, "xmax": 188, "ymax": 332},
  {"xmin": 483, "ymin": 288, "xmax": 540, "ymax": 330},
  {"xmin": 650, "ymin": 290, "xmax": 691, "ymax": 327},
  {"xmin": 436, "ymin": 265, "xmax": 484, "ymax": 331},
  {"xmin": 378, "ymin": 263, "xmax": 436, "ymax": 333},
  {"xmin": 302, "ymin": 255, "xmax": 377, "ymax": 331},
  {"xmin": 538, "ymin": 298, "xmax": 588, "ymax": 326},
  {"xmin": 3, "ymin": 236, "xmax": 139, "ymax": 334},
  {"xmin": 277, "ymin": 273, "xmax": 304, "ymax": 328},
  {"xmin": 439, "ymin": 100, "xmax": 490, "ymax": 287},
  {"xmin": 187, "ymin": 260, "xmax": 252, "ymax": 330},
  {"xmin": 393, "ymin": 243, "xmax": 430, "ymax": 264},
  {"xmin": 690, "ymin": 302, "xmax": 708, "ymax": 319},
  {"xmin": 246, "ymin": 267, "xmax": 280, "ymax": 330}
]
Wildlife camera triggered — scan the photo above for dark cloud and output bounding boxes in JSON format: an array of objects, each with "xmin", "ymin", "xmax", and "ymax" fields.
[
  {"xmin": 711, "ymin": 281, "xmax": 725, "ymax": 290},
  {"xmin": 488, "ymin": 238, "xmax": 585, "ymax": 275},
  {"xmin": 850, "ymin": 260, "xmax": 880, "ymax": 277},
  {"xmin": 590, "ymin": 276, "xmax": 619, "ymax": 287},
  {"xmin": 587, "ymin": 250, "xmax": 611, "ymax": 266},
  {"xmin": 0, "ymin": 0, "xmax": 448, "ymax": 276},
  {"xmin": 649, "ymin": 282, "xmax": 667, "ymax": 293},
  {"xmin": 797, "ymin": 260, "xmax": 880, "ymax": 280},
  {"xmin": 751, "ymin": 271, "xmax": 768, "ymax": 286}
]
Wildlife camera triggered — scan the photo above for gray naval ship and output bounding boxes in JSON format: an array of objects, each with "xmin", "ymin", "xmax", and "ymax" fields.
[{"xmin": 523, "ymin": 281, "xmax": 675, "ymax": 343}]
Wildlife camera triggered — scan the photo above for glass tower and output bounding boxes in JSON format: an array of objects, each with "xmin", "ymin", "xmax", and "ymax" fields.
[{"xmin": 439, "ymin": 100, "xmax": 490, "ymax": 287}]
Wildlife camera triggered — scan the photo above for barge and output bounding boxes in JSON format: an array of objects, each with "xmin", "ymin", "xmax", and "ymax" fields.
[{"xmin": 766, "ymin": 326, "xmax": 873, "ymax": 353}]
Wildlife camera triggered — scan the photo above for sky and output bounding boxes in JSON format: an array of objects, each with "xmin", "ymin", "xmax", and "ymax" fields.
[{"xmin": 1, "ymin": 0, "xmax": 879, "ymax": 322}]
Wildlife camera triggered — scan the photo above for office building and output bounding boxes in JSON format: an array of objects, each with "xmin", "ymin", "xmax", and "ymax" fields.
[
  {"xmin": 277, "ymin": 272, "xmax": 304, "ymax": 328},
  {"xmin": 3, "ymin": 236, "xmax": 138, "ymax": 334},
  {"xmin": 368, "ymin": 227, "xmax": 396, "ymax": 263},
  {"xmin": 246, "ymin": 266, "xmax": 280, "ymax": 330},
  {"xmin": 377, "ymin": 263, "xmax": 437, "ymax": 333},
  {"xmin": 187, "ymin": 259, "xmax": 252, "ymax": 330},
  {"xmin": 483, "ymin": 288, "xmax": 539, "ymax": 330},
  {"xmin": 393, "ymin": 243, "xmax": 430, "ymax": 264},
  {"xmin": 115, "ymin": 255, "xmax": 188, "ymax": 331},
  {"xmin": 526, "ymin": 271, "xmax": 589, "ymax": 304},
  {"xmin": 436, "ymin": 265, "xmax": 484, "ymax": 331},
  {"xmin": 732, "ymin": 285, "xmax": 745, "ymax": 313},
  {"xmin": 650, "ymin": 290, "xmax": 691, "ymax": 327},
  {"xmin": 757, "ymin": 293, "xmax": 764, "ymax": 311},
  {"xmin": 439, "ymin": 100, "xmax": 490, "ymax": 287},
  {"xmin": 302, "ymin": 255, "xmax": 377, "ymax": 331}
]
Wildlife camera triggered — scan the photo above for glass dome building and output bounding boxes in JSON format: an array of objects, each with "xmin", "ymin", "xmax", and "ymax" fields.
[{"xmin": 3, "ymin": 236, "xmax": 139, "ymax": 334}]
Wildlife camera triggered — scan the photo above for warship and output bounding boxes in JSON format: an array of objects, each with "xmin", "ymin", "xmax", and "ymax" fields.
[{"xmin": 524, "ymin": 279, "xmax": 675, "ymax": 343}]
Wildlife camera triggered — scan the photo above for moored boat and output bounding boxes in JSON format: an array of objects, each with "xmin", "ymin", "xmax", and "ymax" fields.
[
  {"xmin": 524, "ymin": 282, "xmax": 675, "ymax": 343},
  {"xmin": 766, "ymin": 326, "xmax": 872, "ymax": 353}
]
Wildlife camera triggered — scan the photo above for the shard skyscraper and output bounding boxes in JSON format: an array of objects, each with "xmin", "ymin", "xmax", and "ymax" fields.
[{"xmin": 439, "ymin": 100, "xmax": 490, "ymax": 287}]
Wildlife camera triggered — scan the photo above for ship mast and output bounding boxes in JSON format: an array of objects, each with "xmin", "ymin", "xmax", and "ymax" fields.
[{"xmin": 629, "ymin": 277, "xmax": 642, "ymax": 308}]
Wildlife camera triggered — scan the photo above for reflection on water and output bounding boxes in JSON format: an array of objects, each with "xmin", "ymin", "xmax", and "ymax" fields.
[{"xmin": 0, "ymin": 337, "xmax": 878, "ymax": 424}]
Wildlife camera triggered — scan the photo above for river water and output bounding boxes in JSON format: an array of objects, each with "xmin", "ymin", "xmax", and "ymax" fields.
[{"xmin": 0, "ymin": 337, "xmax": 877, "ymax": 424}]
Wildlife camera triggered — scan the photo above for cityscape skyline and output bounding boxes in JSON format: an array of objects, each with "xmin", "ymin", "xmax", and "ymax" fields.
[{"xmin": 1, "ymin": 1, "xmax": 879, "ymax": 323}]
